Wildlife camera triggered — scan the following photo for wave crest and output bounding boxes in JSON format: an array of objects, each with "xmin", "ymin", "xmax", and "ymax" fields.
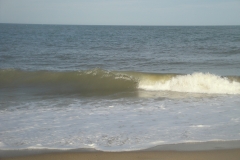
[
  {"xmin": 1, "ymin": 69, "xmax": 240, "ymax": 95},
  {"xmin": 0, "ymin": 69, "xmax": 137, "ymax": 94},
  {"xmin": 138, "ymin": 72, "xmax": 240, "ymax": 94}
]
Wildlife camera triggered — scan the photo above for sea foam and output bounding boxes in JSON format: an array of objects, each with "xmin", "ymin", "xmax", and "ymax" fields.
[{"xmin": 138, "ymin": 72, "xmax": 240, "ymax": 94}]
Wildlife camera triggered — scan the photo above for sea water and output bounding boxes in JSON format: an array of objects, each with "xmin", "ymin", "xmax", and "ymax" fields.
[{"xmin": 0, "ymin": 24, "xmax": 240, "ymax": 151}]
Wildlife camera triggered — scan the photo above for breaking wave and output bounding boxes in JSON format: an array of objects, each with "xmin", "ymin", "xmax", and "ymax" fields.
[
  {"xmin": 0, "ymin": 69, "xmax": 240, "ymax": 95},
  {"xmin": 138, "ymin": 72, "xmax": 240, "ymax": 94}
]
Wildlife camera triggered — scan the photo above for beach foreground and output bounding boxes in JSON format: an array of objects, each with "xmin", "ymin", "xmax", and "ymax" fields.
[
  {"xmin": 1, "ymin": 150, "xmax": 240, "ymax": 160},
  {"xmin": 1, "ymin": 141, "xmax": 240, "ymax": 160}
]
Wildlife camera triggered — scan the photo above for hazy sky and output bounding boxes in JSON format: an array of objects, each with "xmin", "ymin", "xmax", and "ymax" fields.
[{"xmin": 0, "ymin": 0, "xmax": 240, "ymax": 25}]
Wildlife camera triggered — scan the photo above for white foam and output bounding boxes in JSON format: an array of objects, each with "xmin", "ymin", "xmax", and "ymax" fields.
[
  {"xmin": 159, "ymin": 104, "xmax": 166, "ymax": 110},
  {"xmin": 191, "ymin": 125, "xmax": 210, "ymax": 128},
  {"xmin": 1, "ymin": 92, "xmax": 240, "ymax": 151},
  {"xmin": 0, "ymin": 142, "xmax": 5, "ymax": 147},
  {"xmin": 139, "ymin": 72, "xmax": 240, "ymax": 94}
]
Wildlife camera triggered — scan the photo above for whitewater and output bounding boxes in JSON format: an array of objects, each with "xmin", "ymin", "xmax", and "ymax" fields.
[
  {"xmin": 137, "ymin": 72, "xmax": 240, "ymax": 94},
  {"xmin": 1, "ymin": 69, "xmax": 240, "ymax": 151},
  {"xmin": 1, "ymin": 24, "xmax": 240, "ymax": 152},
  {"xmin": 1, "ymin": 69, "xmax": 240, "ymax": 95}
]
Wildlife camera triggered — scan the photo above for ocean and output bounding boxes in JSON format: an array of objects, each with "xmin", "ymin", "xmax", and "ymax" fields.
[{"xmin": 0, "ymin": 24, "xmax": 240, "ymax": 151}]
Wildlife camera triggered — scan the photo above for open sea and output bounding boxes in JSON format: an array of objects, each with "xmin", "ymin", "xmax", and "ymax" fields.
[{"xmin": 0, "ymin": 24, "xmax": 240, "ymax": 151}]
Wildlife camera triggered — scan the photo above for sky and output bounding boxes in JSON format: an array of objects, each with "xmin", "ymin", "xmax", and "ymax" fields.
[{"xmin": 0, "ymin": 0, "xmax": 240, "ymax": 26}]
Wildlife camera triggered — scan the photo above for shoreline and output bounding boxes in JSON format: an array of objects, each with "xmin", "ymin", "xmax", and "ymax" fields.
[{"xmin": 1, "ymin": 140, "xmax": 240, "ymax": 160}]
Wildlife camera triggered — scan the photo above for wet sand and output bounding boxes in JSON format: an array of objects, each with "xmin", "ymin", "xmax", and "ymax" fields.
[{"xmin": 1, "ymin": 141, "xmax": 240, "ymax": 160}]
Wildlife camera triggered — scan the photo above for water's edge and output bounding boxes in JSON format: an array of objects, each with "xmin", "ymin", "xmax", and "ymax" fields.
[{"xmin": 1, "ymin": 140, "xmax": 240, "ymax": 158}]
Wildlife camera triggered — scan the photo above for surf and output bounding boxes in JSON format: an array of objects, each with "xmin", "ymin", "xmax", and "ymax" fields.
[
  {"xmin": 0, "ymin": 69, "xmax": 240, "ymax": 95},
  {"xmin": 138, "ymin": 72, "xmax": 240, "ymax": 94}
]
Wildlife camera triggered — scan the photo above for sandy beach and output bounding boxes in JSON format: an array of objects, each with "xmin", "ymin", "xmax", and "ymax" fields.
[
  {"xmin": 1, "ymin": 141, "xmax": 240, "ymax": 160},
  {"xmin": 2, "ymin": 150, "xmax": 240, "ymax": 160}
]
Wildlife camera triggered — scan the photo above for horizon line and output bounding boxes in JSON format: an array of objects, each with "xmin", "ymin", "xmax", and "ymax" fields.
[{"xmin": 1, "ymin": 22, "xmax": 240, "ymax": 27}]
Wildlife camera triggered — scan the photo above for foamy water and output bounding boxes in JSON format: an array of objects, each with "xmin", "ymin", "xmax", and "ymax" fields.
[
  {"xmin": 138, "ymin": 72, "xmax": 240, "ymax": 94},
  {"xmin": 1, "ymin": 24, "xmax": 240, "ymax": 151},
  {"xmin": 0, "ymin": 92, "xmax": 240, "ymax": 151}
]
